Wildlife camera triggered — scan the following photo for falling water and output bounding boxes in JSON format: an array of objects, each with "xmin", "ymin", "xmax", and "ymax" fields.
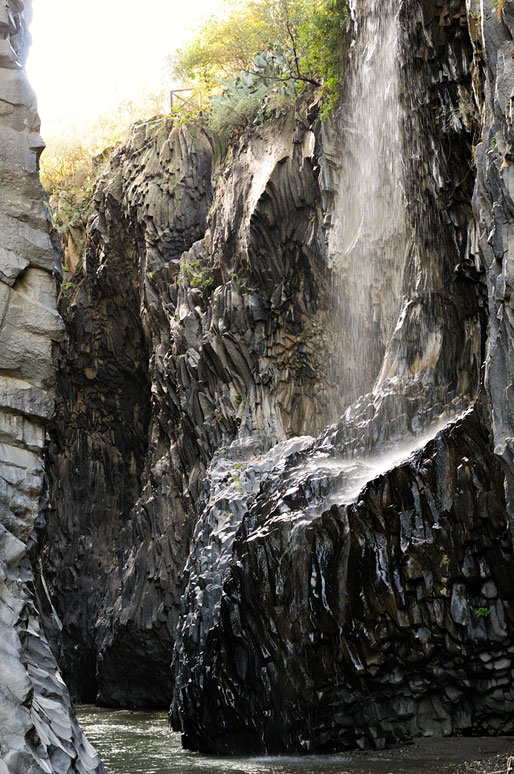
[
  {"xmin": 330, "ymin": 0, "xmax": 407, "ymax": 404},
  {"xmin": 321, "ymin": 0, "xmax": 470, "ymax": 495}
]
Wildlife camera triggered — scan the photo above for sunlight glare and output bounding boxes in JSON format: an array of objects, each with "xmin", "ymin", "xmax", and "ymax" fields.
[{"xmin": 26, "ymin": 0, "xmax": 222, "ymax": 135}]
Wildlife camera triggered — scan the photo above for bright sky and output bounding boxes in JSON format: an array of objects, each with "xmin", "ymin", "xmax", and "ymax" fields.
[{"xmin": 26, "ymin": 0, "xmax": 222, "ymax": 136}]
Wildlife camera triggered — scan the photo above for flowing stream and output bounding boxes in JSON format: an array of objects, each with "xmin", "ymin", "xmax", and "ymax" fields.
[{"xmin": 76, "ymin": 707, "xmax": 513, "ymax": 774}]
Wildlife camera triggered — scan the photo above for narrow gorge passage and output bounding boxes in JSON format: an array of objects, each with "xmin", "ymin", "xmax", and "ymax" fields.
[{"xmin": 2, "ymin": 0, "xmax": 514, "ymax": 770}]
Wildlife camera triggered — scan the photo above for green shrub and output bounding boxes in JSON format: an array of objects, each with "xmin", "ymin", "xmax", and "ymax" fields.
[
  {"xmin": 178, "ymin": 259, "xmax": 214, "ymax": 289},
  {"xmin": 41, "ymin": 90, "xmax": 169, "ymax": 256},
  {"xmin": 172, "ymin": 0, "xmax": 348, "ymax": 131},
  {"xmin": 209, "ymin": 49, "xmax": 297, "ymax": 132}
]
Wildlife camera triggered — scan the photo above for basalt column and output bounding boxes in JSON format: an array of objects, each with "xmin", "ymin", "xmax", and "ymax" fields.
[
  {"xmin": 170, "ymin": 0, "xmax": 514, "ymax": 755},
  {"xmin": 0, "ymin": 2, "xmax": 103, "ymax": 771}
]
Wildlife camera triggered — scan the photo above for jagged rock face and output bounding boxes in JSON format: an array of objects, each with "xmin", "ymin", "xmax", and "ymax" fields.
[
  {"xmin": 44, "ymin": 197, "xmax": 154, "ymax": 705},
  {"xmin": 0, "ymin": 2, "xmax": 103, "ymax": 771},
  {"xmin": 43, "ymin": 107, "xmax": 345, "ymax": 707},
  {"xmin": 172, "ymin": 406, "xmax": 514, "ymax": 754},
  {"xmin": 42, "ymin": 120, "xmax": 212, "ymax": 706},
  {"xmin": 471, "ymin": 0, "xmax": 514, "ymax": 526},
  {"xmin": 169, "ymin": 0, "xmax": 514, "ymax": 755},
  {"xmin": 40, "ymin": 0, "xmax": 514, "ymax": 759},
  {"xmin": 381, "ymin": 0, "xmax": 484, "ymax": 396}
]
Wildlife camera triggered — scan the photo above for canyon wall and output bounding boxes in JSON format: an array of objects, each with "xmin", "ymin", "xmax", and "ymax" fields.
[
  {"xmin": 41, "ymin": 106, "xmax": 348, "ymax": 707},
  {"xmin": 42, "ymin": 0, "xmax": 514, "ymax": 756},
  {"xmin": 41, "ymin": 0, "xmax": 514, "ymax": 755},
  {"xmin": 171, "ymin": 0, "xmax": 514, "ymax": 752},
  {"xmin": 472, "ymin": 0, "xmax": 514, "ymax": 527},
  {"xmin": 0, "ymin": 1, "xmax": 103, "ymax": 771},
  {"xmin": 4, "ymin": 0, "xmax": 514, "ymax": 766}
]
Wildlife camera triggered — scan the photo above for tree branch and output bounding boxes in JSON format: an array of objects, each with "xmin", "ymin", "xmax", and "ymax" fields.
[{"xmin": 241, "ymin": 68, "xmax": 321, "ymax": 87}]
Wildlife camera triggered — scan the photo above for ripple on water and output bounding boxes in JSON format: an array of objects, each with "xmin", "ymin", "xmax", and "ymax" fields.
[
  {"xmin": 76, "ymin": 706, "xmax": 363, "ymax": 774},
  {"xmin": 76, "ymin": 706, "xmax": 514, "ymax": 774}
]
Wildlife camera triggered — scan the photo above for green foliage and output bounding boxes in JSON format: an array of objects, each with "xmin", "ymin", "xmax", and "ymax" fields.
[
  {"xmin": 304, "ymin": 0, "xmax": 348, "ymax": 116},
  {"xmin": 234, "ymin": 393, "xmax": 243, "ymax": 406},
  {"xmin": 49, "ymin": 182, "xmax": 95, "ymax": 235},
  {"xmin": 171, "ymin": 0, "xmax": 347, "ymax": 131},
  {"xmin": 475, "ymin": 607, "xmax": 493, "ymax": 618},
  {"xmin": 209, "ymin": 49, "xmax": 297, "ymax": 132},
  {"xmin": 41, "ymin": 136, "xmax": 96, "ymax": 240},
  {"xmin": 179, "ymin": 259, "xmax": 214, "ymax": 289},
  {"xmin": 41, "ymin": 89, "xmax": 169, "ymax": 260}
]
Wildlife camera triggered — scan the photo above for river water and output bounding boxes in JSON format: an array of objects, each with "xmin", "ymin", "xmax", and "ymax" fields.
[{"xmin": 76, "ymin": 706, "xmax": 514, "ymax": 774}]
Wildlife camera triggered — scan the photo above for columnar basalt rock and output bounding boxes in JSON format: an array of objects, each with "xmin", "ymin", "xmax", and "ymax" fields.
[
  {"xmin": 43, "ymin": 106, "xmax": 346, "ymax": 708},
  {"xmin": 380, "ymin": 0, "xmax": 484, "ymax": 396},
  {"xmin": 169, "ymin": 0, "xmax": 514, "ymax": 755},
  {"xmin": 34, "ymin": 0, "xmax": 514, "ymax": 761},
  {"xmin": 470, "ymin": 0, "xmax": 514, "ymax": 527},
  {"xmin": 172, "ymin": 404, "xmax": 514, "ymax": 754},
  {"xmin": 0, "ymin": 1, "xmax": 103, "ymax": 771}
]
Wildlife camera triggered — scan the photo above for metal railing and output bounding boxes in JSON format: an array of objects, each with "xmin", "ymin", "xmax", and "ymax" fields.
[{"xmin": 170, "ymin": 89, "xmax": 201, "ymax": 111}]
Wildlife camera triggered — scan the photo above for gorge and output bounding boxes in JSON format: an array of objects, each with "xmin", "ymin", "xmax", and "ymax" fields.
[{"xmin": 2, "ymin": 0, "xmax": 514, "ymax": 771}]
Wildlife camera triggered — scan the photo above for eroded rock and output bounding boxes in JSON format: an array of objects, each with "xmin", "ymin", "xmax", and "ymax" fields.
[{"xmin": 0, "ymin": 2, "xmax": 103, "ymax": 771}]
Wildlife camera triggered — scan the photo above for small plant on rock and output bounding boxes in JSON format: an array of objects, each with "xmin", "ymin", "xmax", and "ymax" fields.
[
  {"xmin": 475, "ymin": 607, "xmax": 493, "ymax": 618},
  {"xmin": 179, "ymin": 259, "xmax": 214, "ymax": 289},
  {"xmin": 492, "ymin": 0, "xmax": 506, "ymax": 21}
]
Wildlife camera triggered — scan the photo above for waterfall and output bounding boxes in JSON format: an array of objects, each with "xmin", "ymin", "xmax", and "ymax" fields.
[
  {"xmin": 330, "ymin": 0, "xmax": 407, "ymax": 405},
  {"xmin": 325, "ymin": 0, "xmax": 475, "ymax": 461}
]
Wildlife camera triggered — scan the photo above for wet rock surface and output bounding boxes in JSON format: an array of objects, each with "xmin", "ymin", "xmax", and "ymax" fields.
[
  {"xmin": 31, "ymin": 0, "xmax": 514, "ymax": 763},
  {"xmin": 470, "ymin": 0, "xmax": 514, "ymax": 527},
  {"xmin": 172, "ymin": 404, "xmax": 514, "ymax": 754},
  {"xmin": 43, "ymin": 106, "xmax": 346, "ymax": 708},
  {"xmin": 169, "ymin": 0, "xmax": 514, "ymax": 756},
  {"xmin": 0, "ymin": 2, "xmax": 103, "ymax": 771}
]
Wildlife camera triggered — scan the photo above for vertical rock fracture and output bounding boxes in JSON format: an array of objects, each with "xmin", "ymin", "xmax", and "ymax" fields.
[
  {"xmin": 3, "ymin": 0, "xmax": 514, "ymax": 766},
  {"xmin": 0, "ymin": 2, "xmax": 103, "ymax": 771}
]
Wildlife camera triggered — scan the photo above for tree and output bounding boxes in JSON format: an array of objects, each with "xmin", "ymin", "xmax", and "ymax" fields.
[{"xmin": 171, "ymin": 0, "xmax": 348, "ymax": 127}]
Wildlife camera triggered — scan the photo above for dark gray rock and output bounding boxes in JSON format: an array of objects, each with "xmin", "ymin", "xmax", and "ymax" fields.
[
  {"xmin": 0, "ymin": 2, "xmax": 103, "ymax": 770},
  {"xmin": 172, "ymin": 405, "xmax": 514, "ymax": 754},
  {"xmin": 169, "ymin": 0, "xmax": 514, "ymax": 755},
  {"xmin": 470, "ymin": 0, "xmax": 514, "ymax": 530},
  {"xmin": 36, "ymin": 0, "xmax": 514, "ymax": 761},
  {"xmin": 42, "ymin": 104, "xmax": 347, "ymax": 708}
]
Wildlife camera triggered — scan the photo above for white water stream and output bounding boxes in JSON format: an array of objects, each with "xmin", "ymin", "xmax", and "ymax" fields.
[{"xmin": 330, "ymin": 0, "xmax": 407, "ymax": 402}]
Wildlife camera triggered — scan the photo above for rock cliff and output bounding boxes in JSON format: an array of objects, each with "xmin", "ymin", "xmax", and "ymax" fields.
[
  {"xmin": 41, "ymin": 0, "xmax": 514, "ymax": 755},
  {"xmin": 472, "ymin": 0, "xmax": 514, "ymax": 527},
  {"xmin": 0, "ymin": 1, "xmax": 103, "ymax": 771},
  {"xmin": 5, "ymin": 0, "xmax": 514, "ymax": 766},
  {"xmin": 170, "ymin": 0, "xmax": 514, "ymax": 752},
  {"xmin": 42, "ymin": 103, "xmax": 350, "ymax": 707}
]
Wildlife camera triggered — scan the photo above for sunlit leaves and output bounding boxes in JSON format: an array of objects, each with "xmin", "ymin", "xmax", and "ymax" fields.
[{"xmin": 171, "ymin": 0, "xmax": 348, "ymax": 130}]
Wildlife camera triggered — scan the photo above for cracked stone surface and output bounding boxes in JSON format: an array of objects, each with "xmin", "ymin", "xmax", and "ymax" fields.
[
  {"xmin": 0, "ymin": 2, "xmax": 103, "ymax": 771},
  {"xmin": 28, "ymin": 0, "xmax": 514, "ymax": 761}
]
